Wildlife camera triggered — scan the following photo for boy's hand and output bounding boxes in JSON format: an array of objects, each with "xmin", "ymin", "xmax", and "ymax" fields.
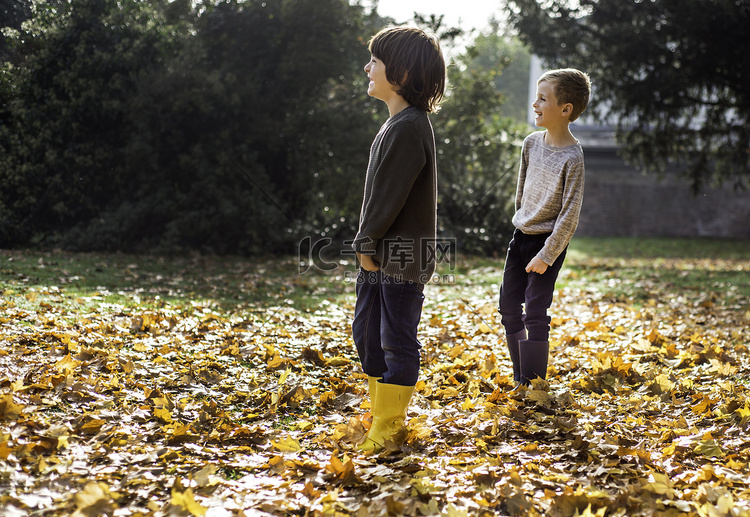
[
  {"xmin": 357, "ymin": 253, "xmax": 380, "ymax": 272},
  {"xmin": 525, "ymin": 256, "xmax": 549, "ymax": 274}
]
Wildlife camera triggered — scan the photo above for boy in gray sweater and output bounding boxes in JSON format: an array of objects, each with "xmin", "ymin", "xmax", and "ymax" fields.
[
  {"xmin": 351, "ymin": 26, "xmax": 445, "ymax": 451},
  {"xmin": 499, "ymin": 68, "xmax": 591, "ymax": 388}
]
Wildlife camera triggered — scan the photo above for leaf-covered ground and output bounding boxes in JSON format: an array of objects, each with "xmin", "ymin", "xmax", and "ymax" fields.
[{"xmin": 1, "ymin": 238, "xmax": 749, "ymax": 516}]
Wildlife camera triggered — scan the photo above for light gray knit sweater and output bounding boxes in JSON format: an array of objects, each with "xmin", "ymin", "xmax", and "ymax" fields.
[
  {"xmin": 512, "ymin": 130, "xmax": 585, "ymax": 265},
  {"xmin": 352, "ymin": 106, "xmax": 437, "ymax": 283}
]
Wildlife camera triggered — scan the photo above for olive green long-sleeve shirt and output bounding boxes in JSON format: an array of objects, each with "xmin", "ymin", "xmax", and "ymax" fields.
[{"xmin": 352, "ymin": 106, "xmax": 437, "ymax": 284}]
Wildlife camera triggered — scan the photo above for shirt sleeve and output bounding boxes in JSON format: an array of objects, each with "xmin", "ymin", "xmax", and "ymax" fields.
[
  {"xmin": 353, "ymin": 121, "xmax": 426, "ymax": 255},
  {"xmin": 538, "ymin": 160, "xmax": 585, "ymax": 265},
  {"xmin": 515, "ymin": 138, "xmax": 530, "ymax": 212}
]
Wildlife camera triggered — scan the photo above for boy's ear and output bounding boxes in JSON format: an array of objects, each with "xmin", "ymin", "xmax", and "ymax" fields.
[{"xmin": 562, "ymin": 103, "xmax": 573, "ymax": 117}]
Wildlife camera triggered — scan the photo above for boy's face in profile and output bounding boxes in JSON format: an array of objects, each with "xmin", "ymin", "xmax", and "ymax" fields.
[
  {"xmin": 364, "ymin": 55, "xmax": 399, "ymax": 103},
  {"xmin": 533, "ymin": 80, "xmax": 571, "ymax": 128}
]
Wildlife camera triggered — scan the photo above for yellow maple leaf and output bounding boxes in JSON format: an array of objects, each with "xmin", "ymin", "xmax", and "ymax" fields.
[
  {"xmin": 691, "ymin": 396, "xmax": 717, "ymax": 416},
  {"xmin": 54, "ymin": 354, "xmax": 81, "ymax": 375},
  {"xmin": 661, "ymin": 443, "xmax": 677, "ymax": 457},
  {"xmin": 73, "ymin": 482, "xmax": 116, "ymax": 517},
  {"xmin": 267, "ymin": 354, "xmax": 286, "ymax": 369},
  {"xmin": 0, "ymin": 441, "xmax": 13, "ymax": 460},
  {"xmin": 694, "ymin": 439, "xmax": 723, "ymax": 458},
  {"xmin": 153, "ymin": 407, "xmax": 172, "ymax": 423},
  {"xmin": 272, "ymin": 436, "xmax": 302, "ymax": 452},
  {"xmin": 0, "ymin": 394, "xmax": 23, "ymax": 421},
  {"xmin": 736, "ymin": 403, "xmax": 750, "ymax": 423},
  {"xmin": 612, "ymin": 356, "xmax": 632, "ymax": 375},
  {"xmin": 170, "ymin": 487, "xmax": 207, "ymax": 517},
  {"xmin": 56, "ymin": 435, "xmax": 70, "ymax": 450},
  {"xmin": 326, "ymin": 454, "xmax": 358, "ymax": 484},
  {"xmin": 651, "ymin": 374, "xmax": 675, "ymax": 394},
  {"xmin": 574, "ymin": 504, "xmax": 607, "ymax": 517},
  {"xmin": 120, "ymin": 358, "xmax": 134, "ymax": 374},
  {"xmin": 302, "ymin": 481, "xmax": 321, "ymax": 500},
  {"xmin": 641, "ymin": 472, "xmax": 673, "ymax": 497},
  {"xmin": 78, "ymin": 418, "xmax": 106, "ymax": 435},
  {"xmin": 647, "ymin": 329, "xmax": 666, "ymax": 345},
  {"xmin": 477, "ymin": 323, "xmax": 493, "ymax": 334},
  {"xmin": 526, "ymin": 388, "xmax": 553, "ymax": 407}
]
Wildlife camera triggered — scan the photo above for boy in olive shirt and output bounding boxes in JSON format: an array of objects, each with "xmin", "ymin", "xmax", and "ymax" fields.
[{"xmin": 351, "ymin": 26, "xmax": 445, "ymax": 451}]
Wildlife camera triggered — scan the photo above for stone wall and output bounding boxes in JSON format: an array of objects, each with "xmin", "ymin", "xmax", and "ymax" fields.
[{"xmin": 577, "ymin": 145, "xmax": 750, "ymax": 239}]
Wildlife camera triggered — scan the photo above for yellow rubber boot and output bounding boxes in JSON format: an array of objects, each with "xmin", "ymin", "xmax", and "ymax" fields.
[
  {"xmin": 358, "ymin": 382, "xmax": 414, "ymax": 452},
  {"xmin": 361, "ymin": 376, "xmax": 381, "ymax": 429},
  {"xmin": 367, "ymin": 376, "xmax": 381, "ymax": 404}
]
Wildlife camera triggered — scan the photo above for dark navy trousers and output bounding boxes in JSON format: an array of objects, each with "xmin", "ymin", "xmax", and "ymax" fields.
[
  {"xmin": 498, "ymin": 229, "xmax": 567, "ymax": 342},
  {"xmin": 352, "ymin": 269, "xmax": 425, "ymax": 386}
]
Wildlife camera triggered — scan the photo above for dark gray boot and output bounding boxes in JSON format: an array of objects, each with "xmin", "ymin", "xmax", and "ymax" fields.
[
  {"xmin": 506, "ymin": 329, "xmax": 527, "ymax": 384},
  {"xmin": 519, "ymin": 340, "xmax": 549, "ymax": 386}
]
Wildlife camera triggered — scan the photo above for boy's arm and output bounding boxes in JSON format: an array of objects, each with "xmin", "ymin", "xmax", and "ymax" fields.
[
  {"xmin": 536, "ymin": 160, "xmax": 585, "ymax": 267},
  {"xmin": 353, "ymin": 123, "xmax": 426, "ymax": 258},
  {"xmin": 517, "ymin": 137, "xmax": 542, "ymax": 272},
  {"xmin": 515, "ymin": 139, "xmax": 530, "ymax": 212}
]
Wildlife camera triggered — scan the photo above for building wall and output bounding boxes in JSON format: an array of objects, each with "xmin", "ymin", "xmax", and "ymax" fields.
[
  {"xmin": 528, "ymin": 56, "xmax": 750, "ymax": 240},
  {"xmin": 577, "ymin": 145, "xmax": 750, "ymax": 239}
]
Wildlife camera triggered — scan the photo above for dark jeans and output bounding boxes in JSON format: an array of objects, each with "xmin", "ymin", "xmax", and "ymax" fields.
[
  {"xmin": 498, "ymin": 229, "xmax": 567, "ymax": 342},
  {"xmin": 352, "ymin": 269, "xmax": 425, "ymax": 386}
]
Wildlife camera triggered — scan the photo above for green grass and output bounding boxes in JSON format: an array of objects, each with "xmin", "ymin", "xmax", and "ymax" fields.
[
  {"xmin": 563, "ymin": 237, "xmax": 750, "ymax": 307},
  {"xmin": 568, "ymin": 236, "xmax": 750, "ymax": 260},
  {"xmin": 0, "ymin": 249, "xmax": 292, "ymax": 310},
  {"xmin": 221, "ymin": 467, "xmax": 247, "ymax": 481},
  {"xmin": 2, "ymin": 237, "xmax": 748, "ymax": 313}
]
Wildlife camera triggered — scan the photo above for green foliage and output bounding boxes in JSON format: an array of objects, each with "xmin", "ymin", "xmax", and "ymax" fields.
[
  {"xmin": 405, "ymin": 13, "xmax": 524, "ymax": 256},
  {"xmin": 0, "ymin": 1, "xmax": 525, "ymax": 257},
  {"xmin": 0, "ymin": 0, "xmax": 375, "ymax": 252},
  {"xmin": 432, "ymin": 41, "xmax": 527, "ymax": 255},
  {"xmin": 0, "ymin": 0, "xmax": 173, "ymax": 247},
  {"xmin": 464, "ymin": 20, "xmax": 531, "ymax": 124},
  {"xmin": 112, "ymin": 0, "xmax": 374, "ymax": 254},
  {"xmin": 507, "ymin": 0, "xmax": 750, "ymax": 191},
  {"xmin": 0, "ymin": 0, "xmax": 32, "ymax": 62}
]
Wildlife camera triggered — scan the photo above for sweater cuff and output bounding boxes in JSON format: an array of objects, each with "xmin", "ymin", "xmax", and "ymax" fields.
[
  {"xmin": 538, "ymin": 249, "xmax": 558, "ymax": 267},
  {"xmin": 352, "ymin": 235, "xmax": 377, "ymax": 255}
]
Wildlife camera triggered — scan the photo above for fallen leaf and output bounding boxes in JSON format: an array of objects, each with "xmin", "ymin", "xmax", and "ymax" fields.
[
  {"xmin": 170, "ymin": 487, "xmax": 206, "ymax": 516},
  {"xmin": 272, "ymin": 436, "xmax": 302, "ymax": 453},
  {"xmin": 0, "ymin": 394, "xmax": 23, "ymax": 421},
  {"xmin": 72, "ymin": 482, "xmax": 116, "ymax": 517}
]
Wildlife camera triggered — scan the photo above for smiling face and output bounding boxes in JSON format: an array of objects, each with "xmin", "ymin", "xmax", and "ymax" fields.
[
  {"xmin": 364, "ymin": 54, "xmax": 399, "ymax": 103},
  {"xmin": 532, "ymin": 80, "xmax": 572, "ymax": 129}
]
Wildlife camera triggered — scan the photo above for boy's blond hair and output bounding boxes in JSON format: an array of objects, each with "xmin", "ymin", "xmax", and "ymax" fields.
[
  {"xmin": 538, "ymin": 68, "xmax": 591, "ymax": 122},
  {"xmin": 368, "ymin": 26, "xmax": 446, "ymax": 113}
]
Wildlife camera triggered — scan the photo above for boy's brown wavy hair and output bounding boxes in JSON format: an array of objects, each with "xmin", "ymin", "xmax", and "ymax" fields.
[{"xmin": 368, "ymin": 26, "xmax": 446, "ymax": 113}]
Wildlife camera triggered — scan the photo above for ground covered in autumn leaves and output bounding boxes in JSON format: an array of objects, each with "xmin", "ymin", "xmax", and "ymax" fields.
[{"xmin": 1, "ymin": 238, "xmax": 750, "ymax": 516}]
